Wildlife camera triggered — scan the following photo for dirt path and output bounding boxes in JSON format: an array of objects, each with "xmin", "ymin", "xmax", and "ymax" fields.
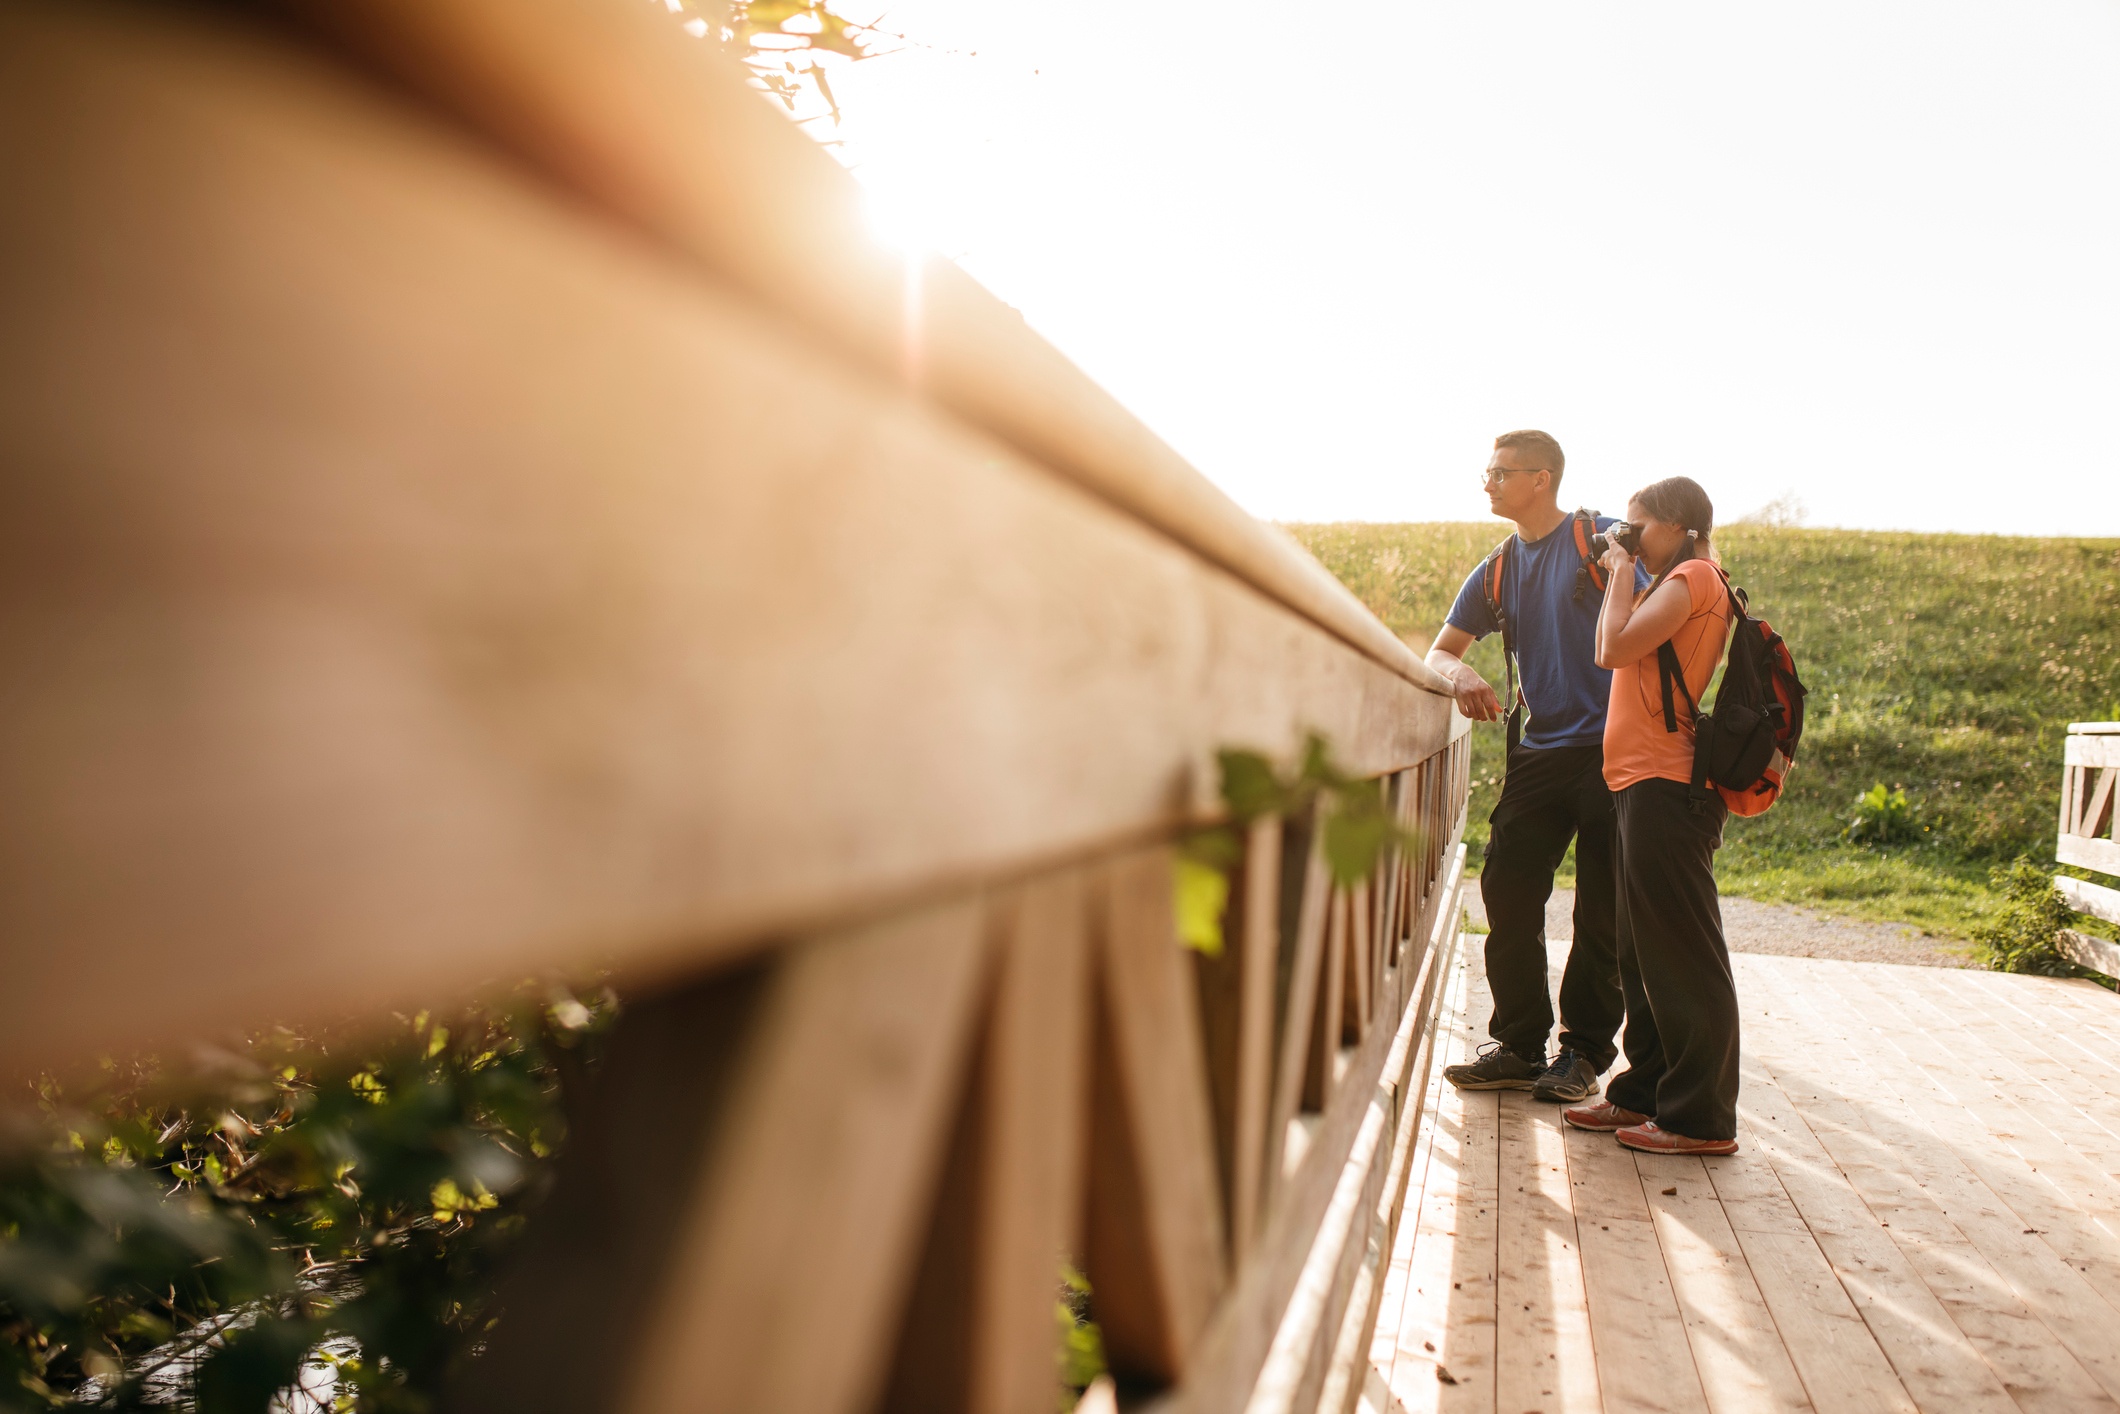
[{"xmin": 1463, "ymin": 884, "xmax": 1979, "ymax": 969}]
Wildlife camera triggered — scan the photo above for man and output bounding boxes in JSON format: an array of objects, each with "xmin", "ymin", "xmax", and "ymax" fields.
[{"xmin": 1431, "ymin": 431, "xmax": 1640, "ymax": 1103}]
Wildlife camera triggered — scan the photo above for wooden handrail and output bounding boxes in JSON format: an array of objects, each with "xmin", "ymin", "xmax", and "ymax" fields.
[
  {"xmin": 0, "ymin": 3, "xmax": 1475, "ymax": 1410},
  {"xmin": 274, "ymin": 0, "xmax": 1448, "ymax": 697}
]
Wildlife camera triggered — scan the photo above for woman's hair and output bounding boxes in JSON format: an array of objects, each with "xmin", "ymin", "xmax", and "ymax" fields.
[{"xmin": 1630, "ymin": 476, "xmax": 1715, "ymax": 592}]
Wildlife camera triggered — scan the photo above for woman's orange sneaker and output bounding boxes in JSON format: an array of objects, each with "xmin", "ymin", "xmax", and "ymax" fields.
[
  {"xmin": 1615, "ymin": 1121, "xmax": 1738, "ymax": 1156},
  {"xmin": 1562, "ymin": 1101, "xmax": 1650, "ymax": 1132}
]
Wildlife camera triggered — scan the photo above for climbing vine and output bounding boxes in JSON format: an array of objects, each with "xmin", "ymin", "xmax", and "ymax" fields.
[{"xmin": 1176, "ymin": 733, "xmax": 1420, "ymax": 956}]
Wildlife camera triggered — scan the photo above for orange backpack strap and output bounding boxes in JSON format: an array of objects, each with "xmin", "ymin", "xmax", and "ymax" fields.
[
  {"xmin": 1570, "ymin": 509, "xmax": 1610, "ymax": 599},
  {"xmin": 1481, "ymin": 537, "xmax": 1510, "ymax": 619},
  {"xmin": 1478, "ymin": 537, "xmax": 1524, "ymax": 752}
]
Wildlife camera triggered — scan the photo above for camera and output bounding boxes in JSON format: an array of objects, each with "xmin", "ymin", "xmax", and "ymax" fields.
[{"xmin": 1589, "ymin": 521, "xmax": 1641, "ymax": 557}]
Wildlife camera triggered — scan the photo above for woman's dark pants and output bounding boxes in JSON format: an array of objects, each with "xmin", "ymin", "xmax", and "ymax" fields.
[
  {"xmin": 1477, "ymin": 744, "xmax": 1623, "ymax": 1071},
  {"xmin": 1605, "ymin": 779, "xmax": 1740, "ymax": 1141}
]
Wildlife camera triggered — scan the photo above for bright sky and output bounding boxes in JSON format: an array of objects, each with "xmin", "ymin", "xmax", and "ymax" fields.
[{"xmin": 813, "ymin": 2, "xmax": 2120, "ymax": 535}]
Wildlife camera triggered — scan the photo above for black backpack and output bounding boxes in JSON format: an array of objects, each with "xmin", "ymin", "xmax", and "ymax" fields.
[{"xmin": 1656, "ymin": 567, "xmax": 1808, "ymax": 818}]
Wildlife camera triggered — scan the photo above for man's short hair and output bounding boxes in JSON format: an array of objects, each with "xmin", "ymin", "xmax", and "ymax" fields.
[{"xmin": 1494, "ymin": 430, "xmax": 1564, "ymax": 486}]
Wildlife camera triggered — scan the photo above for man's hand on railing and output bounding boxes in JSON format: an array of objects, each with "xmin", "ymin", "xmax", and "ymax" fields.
[
  {"xmin": 1425, "ymin": 640, "xmax": 1503, "ymax": 722},
  {"xmin": 1447, "ymin": 663, "xmax": 1503, "ymax": 722},
  {"xmin": 1427, "ymin": 627, "xmax": 1503, "ymax": 721}
]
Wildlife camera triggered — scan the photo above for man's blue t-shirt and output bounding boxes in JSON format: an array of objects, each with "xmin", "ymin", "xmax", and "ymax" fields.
[{"xmin": 1446, "ymin": 515, "xmax": 1648, "ymax": 752}]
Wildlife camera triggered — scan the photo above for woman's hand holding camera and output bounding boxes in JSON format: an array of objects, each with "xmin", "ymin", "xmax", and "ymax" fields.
[{"xmin": 1595, "ymin": 521, "xmax": 1640, "ymax": 578}]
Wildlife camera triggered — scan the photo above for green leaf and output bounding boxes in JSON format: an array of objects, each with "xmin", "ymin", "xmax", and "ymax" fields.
[
  {"xmin": 1173, "ymin": 856, "xmax": 1230, "ymax": 957},
  {"xmin": 1217, "ymin": 749, "xmax": 1286, "ymax": 823}
]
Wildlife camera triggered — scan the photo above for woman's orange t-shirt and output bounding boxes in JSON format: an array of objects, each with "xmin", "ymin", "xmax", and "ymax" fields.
[{"xmin": 1603, "ymin": 558, "xmax": 1733, "ymax": 791}]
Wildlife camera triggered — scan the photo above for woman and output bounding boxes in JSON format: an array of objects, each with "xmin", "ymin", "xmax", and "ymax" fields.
[{"xmin": 1561, "ymin": 476, "xmax": 1740, "ymax": 1155}]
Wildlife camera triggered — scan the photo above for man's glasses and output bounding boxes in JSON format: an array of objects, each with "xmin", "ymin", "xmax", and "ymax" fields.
[{"xmin": 1479, "ymin": 466, "xmax": 1549, "ymax": 488}]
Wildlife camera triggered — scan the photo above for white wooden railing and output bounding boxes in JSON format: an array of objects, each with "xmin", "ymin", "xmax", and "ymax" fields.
[{"xmin": 2055, "ymin": 722, "xmax": 2120, "ymax": 978}]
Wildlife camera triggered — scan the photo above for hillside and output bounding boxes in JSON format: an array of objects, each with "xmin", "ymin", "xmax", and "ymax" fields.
[{"xmin": 1286, "ymin": 523, "xmax": 2120, "ymax": 936}]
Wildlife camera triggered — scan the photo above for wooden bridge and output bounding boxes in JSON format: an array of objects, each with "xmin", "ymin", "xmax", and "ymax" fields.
[{"xmin": 6, "ymin": 1, "xmax": 2119, "ymax": 1411}]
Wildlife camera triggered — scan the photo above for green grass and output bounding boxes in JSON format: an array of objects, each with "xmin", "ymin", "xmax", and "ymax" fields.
[{"xmin": 1285, "ymin": 523, "xmax": 2120, "ymax": 938}]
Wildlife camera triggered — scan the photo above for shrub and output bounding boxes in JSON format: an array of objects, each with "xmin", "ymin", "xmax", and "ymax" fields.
[
  {"xmin": 0, "ymin": 986, "xmax": 612, "ymax": 1412},
  {"xmin": 1843, "ymin": 783, "xmax": 1914, "ymax": 844},
  {"xmin": 1971, "ymin": 859, "xmax": 2082, "ymax": 976}
]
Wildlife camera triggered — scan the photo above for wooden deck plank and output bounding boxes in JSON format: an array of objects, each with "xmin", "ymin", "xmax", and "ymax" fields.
[
  {"xmin": 1911, "ymin": 968, "xmax": 2120, "ymax": 1178},
  {"xmin": 1374, "ymin": 939, "xmax": 1473, "ymax": 1394},
  {"xmin": 1495, "ymin": 1094, "xmax": 1601, "ymax": 1414},
  {"xmin": 1724, "ymin": 1223, "xmax": 1919, "ymax": 1414},
  {"xmin": 1875, "ymin": 969, "xmax": 2120, "ymax": 1290},
  {"xmin": 1634, "ymin": 1153, "xmax": 1813, "ymax": 1414},
  {"xmin": 1755, "ymin": 959, "xmax": 2120, "ymax": 1414},
  {"xmin": 1900, "ymin": 971, "xmax": 2120, "ymax": 1173},
  {"xmin": 1390, "ymin": 952, "xmax": 1498, "ymax": 1414},
  {"xmin": 1975, "ymin": 981, "xmax": 2120, "ymax": 1087},
  {"xmin": 1695, "ymin": 1097, "xmax": 1810, "ymax": 1239},
  {"xmin": 1437, "ymin": 961, "xmax": 1502, "ymax": 1414},
  {"xmin": 1730, "ymin": 1057, "xmax": 2021, "ymax": 1414},
  {"xmin": 1561, "ymin": 1093, "xmax": 1708, "ymax": 1413},
  {"xmin": 1798, "ymin": 964, "xmax": 2120, "ymax": 1404}
]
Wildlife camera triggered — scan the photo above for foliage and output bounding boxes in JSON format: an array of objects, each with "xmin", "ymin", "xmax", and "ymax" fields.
[
  {"xmin": 1172, "ymin": 852, "xmax": 1233, "ymax": 958},
  {"xmin": 0, "ymin": 989, "xmax": 612, "ymax": 1412},
  {"xmin": 1176, "ymin": 735, "xmax": 1421, "ymax": 955},
  {"xmin": 1843, "ymin": 783, "xmax": 1914, "ymax": 844},
  {"xmin": 1054, "ymin": 1263, "xmax": 1105, "ymax": 1408},
  {"xmin": 1287, "ymin": 521, "xmax": 2120, "ymax": 937},
  {"xmin": 671, "ymin": 0, "xmax": 893, "ymax": 124},
  {"xmin": 1971, "ymin": 859, "xmax": 2086, "ymax": 976}
]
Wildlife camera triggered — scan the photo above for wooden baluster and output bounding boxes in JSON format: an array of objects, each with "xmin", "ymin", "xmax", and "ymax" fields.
[
  {"xmin": 1262, "ymin": 818, "xmax": 1332, "ymax": 1208},
  {"xmin": 1199, "ymin": 816, "xmax": 1286, "ymax": 1267},
  {"xmin": 882, "ymin": 872, "xmax": 1091, "ymax": 1414},
  {"xmin": 2084, "ymin": 767, "xmax": 2116, "ymax": 841},
  {"xmin": 1304, "ymin": 886, "xmax": 1349, "ymax": 1112},
  {"xmin": 1083, "ymin": 845, "xmax": 1228, "ymax": 1385},
  {"xmin": 617, "ymin": 900, "xmax": 990, "ymax": 1414},
  {"xmin": 1374, "ymin": 775, "xmax": 1402, "ymax": 979},
  {"xmin": 448, "ymin": 962, "xmax": 774, "ymax": 1414},
  {"xmin": 1344, "ymin": 880, "xmax": 1372, "ymax": 1041}
]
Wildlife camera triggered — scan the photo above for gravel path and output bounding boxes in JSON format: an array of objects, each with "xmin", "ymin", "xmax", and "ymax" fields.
[{"xmin": 1462, "ymin": 884, "xmax": 1979, "ymax": 969}]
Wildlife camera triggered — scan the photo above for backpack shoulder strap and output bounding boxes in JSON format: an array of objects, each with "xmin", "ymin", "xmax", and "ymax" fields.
[
  {"xmin": 1656, "ymin": 641, "xmax": 1696, "ymax": 734},
  {"xmin": 1571, "ymin": 509, "xmax": 1611, "ymax": 598},
  {"xmin": 1480, "ymin": 537, "xmax": 1511, "ymax": 624},
  {"xmin": 1478, "ymin": 537, "xmax": 1524, "ymax": 752}
]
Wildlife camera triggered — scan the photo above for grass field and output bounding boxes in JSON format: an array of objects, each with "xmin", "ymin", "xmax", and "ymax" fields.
[{"xmin": 1286, "ymin": 522, "xmax": 2120, "ymax": 938}]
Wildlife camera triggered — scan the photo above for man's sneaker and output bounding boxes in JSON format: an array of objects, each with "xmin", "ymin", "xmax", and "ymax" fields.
[
  {"xmin": 1443, "ymin": 1042, "xmax": 1545, "ymax": 1091},
  {"xmin": 1561, "ymin": 1100, "xmax": 1649, "ymax": 1132},
  {"xmin": 1616, "ymin": 1121, "xmax": 1739, "ymax": 1156},
  {"xmin": 1531, "ymin": 1048, "xmax": 1601, "ymax": 1104}
]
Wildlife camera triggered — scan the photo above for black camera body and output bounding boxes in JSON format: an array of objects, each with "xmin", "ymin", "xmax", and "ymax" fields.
[{"xmin": 1589, "ymin": 521, "xmax": 1641, "ymax": 557}]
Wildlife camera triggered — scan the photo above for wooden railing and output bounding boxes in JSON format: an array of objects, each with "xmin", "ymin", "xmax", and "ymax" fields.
[
  {"xmin": 0, "ymin": 0, "xmax": 1475, "ymax": 1409},
  {"xmin": 2054, "ymin": 722, "xmax": 2120, "ymax": 978}
]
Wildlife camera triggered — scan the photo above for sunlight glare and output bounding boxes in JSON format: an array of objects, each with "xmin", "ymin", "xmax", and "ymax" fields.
[{"xmin": 860, "ymin": 179, "xmax": 938, "ymax": 262}]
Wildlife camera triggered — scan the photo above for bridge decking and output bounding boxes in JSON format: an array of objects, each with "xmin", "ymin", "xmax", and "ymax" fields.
[{"xmin": 1373, "ymin": 934, "xmax": 2120, "ymax": 1414}]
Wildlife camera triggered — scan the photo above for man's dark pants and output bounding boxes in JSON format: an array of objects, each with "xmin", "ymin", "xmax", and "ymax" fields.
[{"xmin": 1478, "ymin": 743, "xmax": 1622, "ymax": 1071}]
